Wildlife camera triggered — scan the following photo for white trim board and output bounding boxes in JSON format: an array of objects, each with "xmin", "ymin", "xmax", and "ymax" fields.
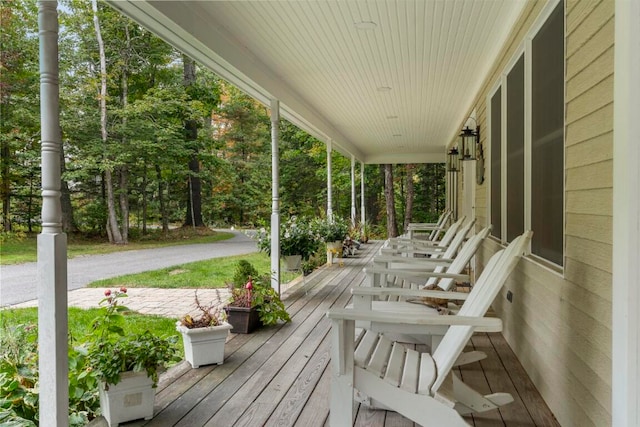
[{"xmin": 612, "ymin": 1, "xmax": 640, "ymax": 426}]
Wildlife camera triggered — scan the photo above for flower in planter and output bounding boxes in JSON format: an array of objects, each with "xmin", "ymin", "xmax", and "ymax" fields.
[
  {"xmin": 312, "ymin": 216, "xmax": 349, "ymax": 243},
  {"xmin": 85, "ymin": 289, "xmax": 179, "ymax": 389}
]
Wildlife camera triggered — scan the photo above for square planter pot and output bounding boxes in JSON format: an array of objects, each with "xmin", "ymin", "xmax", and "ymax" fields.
[
  {"xmin": 176, "ymin": 321, "xmax": 232, "ymax": 368},
  {"xmin": 283, "ymin": 254, "xmax": 302, "ymax": 271},
  {"xmin": 225, "ymin": 306, "xmax": 260, "ymax": 334},
  {"xmin": 99, "ymin": 370, "xmax": 155, "ymax": 427}
]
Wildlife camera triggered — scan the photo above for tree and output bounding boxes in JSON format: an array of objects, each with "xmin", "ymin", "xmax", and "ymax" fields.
[
  {"xmin": 0, "ymin": 0, "xmax": 40, "ymax": 232},
  {"xmin": 383, "ymin": 164, "xmax": 398, "ymax": 237},
  {"xmin": 403, "ymin": 164, "xmax": 415, "ymax": 232},
  {"xmin": 182, "ymin": 55, "xmax": 204, "ymax": 227}
]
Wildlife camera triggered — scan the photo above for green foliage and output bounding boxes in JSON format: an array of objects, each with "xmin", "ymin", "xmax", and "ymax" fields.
[
  {"xmin": 312, "ymin": 216, "xmax": 349, "ymax": 243},
  {"xmin": 227, "ymin": 263, "xmax": 291, "ymax": 326},
  {"xmin": 256, "ymin": 216, "xmax": 320, "ymax": 260},
  {"xmin": 85, "ymin": 290, "xmax": 179, "ymax": 388},
  {"xmin": 0, "ymin": 320, "xmax": 98, "ymax": 425},
  {"xmin": 232, "ymin": 259, "xmax": 260, "ymax": 287}
]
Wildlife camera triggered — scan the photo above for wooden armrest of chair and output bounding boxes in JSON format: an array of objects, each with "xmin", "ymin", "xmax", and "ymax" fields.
[{"xmin": 351, "ymin": 287, "xmax": 470, "ymax": 301}]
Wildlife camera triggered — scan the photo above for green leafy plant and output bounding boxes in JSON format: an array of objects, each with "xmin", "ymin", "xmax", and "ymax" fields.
[
  {"xmin": 227, "ymin": 262, "xmax": 291, "ymax": 326},
  {"xmin": 232, "ymin": 260, "xmax": 260, "ymax": 287},
  {"xmin": 256, "ymin": 216, "xmax": 319, "ymax": 261},
  {"xmin": 0, "ymin": 321, "xmax": 97, "ymax": 426},
  {"xmin": 312, "ymin": 216, "xmax": 349, "ymax": 243},
  {"xmin": 85, "ymin": 288, "xmax": 179, "ymax": 388}
]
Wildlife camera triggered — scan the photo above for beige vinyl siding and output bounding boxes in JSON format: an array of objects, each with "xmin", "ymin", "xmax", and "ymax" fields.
[{"xmin": 467, "ymin": 0, "xmax": 614, "ymax": 426}]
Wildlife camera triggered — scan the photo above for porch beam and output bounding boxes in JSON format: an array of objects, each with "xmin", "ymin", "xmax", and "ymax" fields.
[
  {"xmin": 326, "ymin": 139, "xmax": 333, "ymax": 220},
  {"xmin": 37, "ymin": 1, "xmax": 69, "ymax": 424},
  {"xmin": 270, "ymin": 99, "xmax": 280, "ymax": 293},
  {"xmin": 612, "ymin": 0, "xmax": 640, "ymax": 425}
]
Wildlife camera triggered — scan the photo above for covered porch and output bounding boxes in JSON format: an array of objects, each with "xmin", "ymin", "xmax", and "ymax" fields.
[
  {"xmin": 34, "ymin": 0, "xmax": 640, "ymax": 425},
  {"xmin": 126, "ymin": 240, "xmax": 558, "ymax": 426}
]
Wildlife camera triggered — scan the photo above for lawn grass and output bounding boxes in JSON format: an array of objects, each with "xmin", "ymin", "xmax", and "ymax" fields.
[
  {"xmin": 88, "ymin": 251, "xmax": 299, "ymax": 289},
  {"xmin": 0, "ymin": 306, "xmax": 184, "ymax": 355},
  {"xmin": 0, "ymin": 228, "xmax": 235, "ymax": 265}
]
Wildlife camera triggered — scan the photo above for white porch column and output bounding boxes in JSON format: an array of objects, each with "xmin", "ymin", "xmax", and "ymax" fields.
[
  {"xmin": 350, "ymin": 155, "xmax": 356, "ymax": 226},
  {"xmin": 37, "ymin": 2, "xmax": 69, "ymax": 425},
  {"xmin": 612, "ymin": 0, "xmax": 640, "ymax": 425},
  {"xmin": 360, "ymin": 161, "xmax": 365, "ymax": 225},
  {"xmin": 326, "ymin": 139, "xmax": 333, "ymax": 220},
  {"xmin": 270, "ymin": 99, "xmax": 280, "ymax": 293}
]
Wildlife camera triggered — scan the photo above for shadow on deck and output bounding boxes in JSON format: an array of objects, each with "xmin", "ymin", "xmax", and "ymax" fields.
[{"xmin": 121, "ymin": 240, "xmax": 558, "ymax": 427}]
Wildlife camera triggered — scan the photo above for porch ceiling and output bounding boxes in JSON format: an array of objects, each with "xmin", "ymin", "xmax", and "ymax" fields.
[{"xmin": 106, "ymin": 0, "xmax": 525, "ymax": 164}]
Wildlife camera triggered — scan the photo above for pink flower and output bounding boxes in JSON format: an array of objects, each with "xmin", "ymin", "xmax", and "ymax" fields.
[
  {"xmin": 245, "ymin": 280, "xmax": 253, "ymax": 290},
  {"xmin": 104, "ymin": 289, "xmax": 111, "ymax": 297},
  {"xmin": 120, "ymin": 287, "xmax": 127, "ymax": 293}
]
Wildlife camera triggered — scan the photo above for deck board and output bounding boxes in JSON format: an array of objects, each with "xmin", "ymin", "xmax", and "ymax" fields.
[{"xmin": 134, "ymin": 240, "xmax": 558, "ymax": 427}]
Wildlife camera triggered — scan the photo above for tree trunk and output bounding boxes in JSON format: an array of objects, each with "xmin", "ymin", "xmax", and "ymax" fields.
[
  {"xmin": 141, "ymin": 162, "xmax": 148, "ymax": 235},
  {"xmin": 1, "ymin": 138, "xmax": 11, "ymax": 232},
  {"xmin": 404, "ymin": 163, "xmax": 415, "ymax": 232},
  {"xmin": 182, "ymin": 55, "xmax": 204, "ymax": 227},
  {"xmin": 93, "ymin": 0, "xmax": 123, "ymax": 244},
  {"xmin": 383, "ymin": 164, "xmax": 398, "ymax": 238},
  {"xmin": 119, "ymin": 69, "xmax": 129, "ymax": 243},
  {"xmin": 155, "ymin": 164, "xmax": 169, "ymax": 235}
]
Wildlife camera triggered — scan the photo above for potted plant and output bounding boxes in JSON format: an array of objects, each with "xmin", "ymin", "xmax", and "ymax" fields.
[
  {"xmin": 256, "ymin": 216, "xmax": 319, "ymax": 267},
  {"xmin": 313, "ymin": 216, "xmax": 349, "ymax": 251},
  {"xmin": 85, "ymin": 288, "xmax": 178, "ymax": 427},
  {"xmin": 176, "ymin": 290, "xmax": 232, "ymax": 368},
  {"xmin": 225, "ymin": 262, "xmax": 291, "ymax": 333}
]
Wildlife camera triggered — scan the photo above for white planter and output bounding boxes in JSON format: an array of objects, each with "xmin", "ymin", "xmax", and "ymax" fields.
[
  {"xmin": 283, "ymin": 254, "xmax": 302, "ymax": 271},
  {"xmin": 176, "ymin": 321, "xmax": 232, "ymax": 368},
  {"xmin": 99, "ymin": 370, "xmax": 155, "ymax": 427}
]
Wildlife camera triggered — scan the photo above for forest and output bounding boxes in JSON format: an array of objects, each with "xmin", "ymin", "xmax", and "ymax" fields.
[{"xmin": 1, "ymin": 0, "xmax": 445, "ymax": 244}]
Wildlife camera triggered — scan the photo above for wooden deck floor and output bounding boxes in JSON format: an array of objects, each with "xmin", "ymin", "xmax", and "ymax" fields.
[{"xmin": 136, "ymin": 240, "xmax": 559, "ymax": 427}]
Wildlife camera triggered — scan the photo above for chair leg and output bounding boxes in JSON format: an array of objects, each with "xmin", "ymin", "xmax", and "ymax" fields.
[
  {"xmin": 452, "ymin": 373, "xmax": 513, "ymax": 415},
  {"xmin": 330, "ymin": 318, "xmax": 356, "ymax": 426}
]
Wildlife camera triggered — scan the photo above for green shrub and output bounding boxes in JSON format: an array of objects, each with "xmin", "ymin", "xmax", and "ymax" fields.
[{"xmin": 232, "ymin": 260, "xmax": 260, "ymax": 287}]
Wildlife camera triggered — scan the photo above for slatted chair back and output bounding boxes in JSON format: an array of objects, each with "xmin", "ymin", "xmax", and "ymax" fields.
[
  {"xmin": 426, "ymin": 224, "xmax": 490, "ymax": 291},
  {"xmin": 433, "ymin": 216, "xmax": 465, "ymax": 249},
  {"xmin": 430, "ymin": 231, "xmax": 532, "ymax": 393},
  {"xmin": 427, "ymin": 210, "xmax": 452, "ymax": 241}
]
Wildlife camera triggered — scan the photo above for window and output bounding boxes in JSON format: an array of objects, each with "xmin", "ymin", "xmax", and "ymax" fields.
[
  {"xmin": 531, "ymin": 1, "xmax": 564, "ymax": 266},
  {"xmin": 487, "ymin": 0, "xmax": 564, "ymax": 266},
  {"xmin": 506, "ymin": 55, "xmax": 525, "ymax": 242},
  {"xmin": 490, "ymin": 88, "xmax": 502, "ymax": 239}
]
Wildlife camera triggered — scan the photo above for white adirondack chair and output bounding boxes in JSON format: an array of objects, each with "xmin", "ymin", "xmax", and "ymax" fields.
[
  {"xmin": 353, "ymin": 232, "xmax": 531, "ymax": 343},
  {"xmin": 369, "ymin": 225, "xmax": 491, "ymax": 297},
  {"xmin": 376, "ymin": 218, "xmax": 476, "ymax": 270},
  {"xmin": 404, "ymin": 209, "xmax": 452, "ymax": 240},
  {"xmin": 327, "ymin": 231, "xmax": 532, "ymax": 426},
  {"xmin": 385, "ymin": 216, "xmax": 466, "ymax": 256}
]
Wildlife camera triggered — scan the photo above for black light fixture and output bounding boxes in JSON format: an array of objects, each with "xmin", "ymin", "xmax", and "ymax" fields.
[
  {"xmin": 459, "ymin": 119, "xmax": 480, "ymax": 161},
  {"xmin": 447, "ymin": 147, "xmax": 460, "ymax": 172}
]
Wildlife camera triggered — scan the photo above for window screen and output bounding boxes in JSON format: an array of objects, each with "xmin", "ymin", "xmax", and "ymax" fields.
[
  {"xmin": 507, "ymin": 55, "xmax": 525, "ymax": 242},
  {"xmin": 490, "ymin": 88, "xmax": 502, "ymax": 239},
  {"xmin": 531, "ymin": 1, "xmax": 564, "ymax": 265}
]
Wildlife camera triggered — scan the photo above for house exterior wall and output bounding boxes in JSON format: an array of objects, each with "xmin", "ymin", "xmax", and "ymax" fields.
[{"xmin": 467, "ymin": 1, "xmax": 614, "ymax": 425}]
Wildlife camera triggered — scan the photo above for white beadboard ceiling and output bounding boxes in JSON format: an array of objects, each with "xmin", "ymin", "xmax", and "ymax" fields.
[{"xmin": 107, "ymin": 0, "xmax": 526, "ymax": 164}]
